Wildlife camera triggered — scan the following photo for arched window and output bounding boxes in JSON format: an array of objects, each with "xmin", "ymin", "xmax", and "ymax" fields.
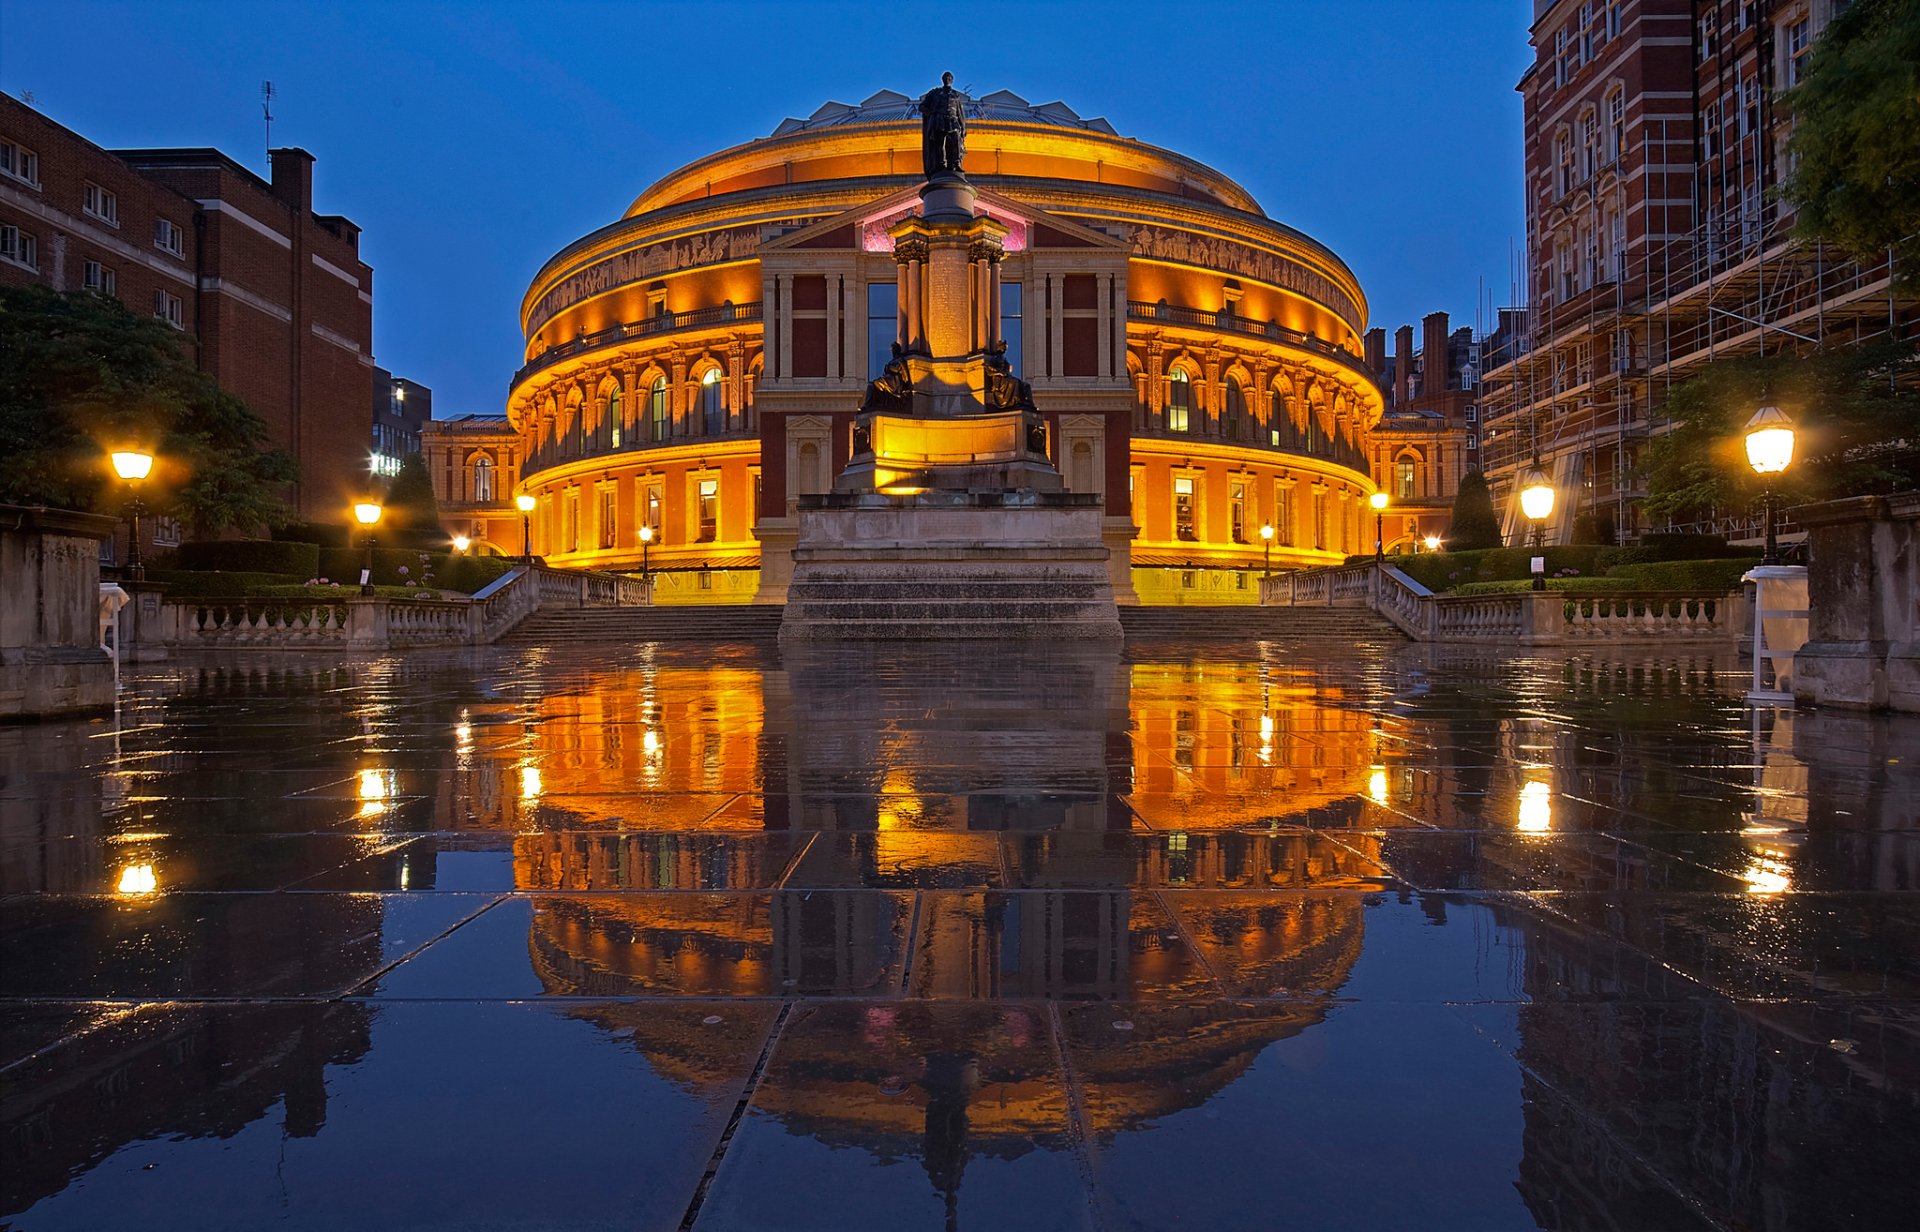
[
  {"xmin": 1166, "ymin": 369, "xmax": 1192, "ymax": 432},
  {"xmin": 1396, "ymin": 454, "xmax": 1419, "ymax": 499},
  {"xmin": 700, "ymin": 368, "xmax": 724, "ymax": 435},
  {"xmin": 605, "ymin": 385, "xmax": 622, "ymax": 449},
  {"xmin": 649, "ymin": 376, "xmax": 668, "ymax": 442},
  {"xmin": 472, "ymin": 455, "xmax": 494, "ymax": 503},
  {"xmin": 1224, "ymin": 379, "xmax": 1249, "ymax": 441},
  {"xmin": 1267, "ymin": 390, "xmax": 1289, "ymax": 448}
]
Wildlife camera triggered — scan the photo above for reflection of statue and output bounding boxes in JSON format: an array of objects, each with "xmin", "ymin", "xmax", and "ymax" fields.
[
  {"xmin": 860, "ymin": 342, "xmax": 914, "ymax": 415},
  {"xmin": 983, "ymin": 342, "xmax": 1034, "ymax": 413},
  {"xmin": 919, "ymin": 72, "xmax": 967, "ymax": 179}
]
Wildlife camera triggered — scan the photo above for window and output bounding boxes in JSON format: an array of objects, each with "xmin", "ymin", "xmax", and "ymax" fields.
[
  {"xmin": 1784, "ymin": 18, "xmax": 1811, "ymax": 86},
  {"xmin": 1396, "ymin": 459, "xmax": 1417, "ymax": 499},
  {"xmin": 83, "ymin": 183, "xmax": 119, "ymax": 225},
  {"xmin": 1579, "ymin": 110, "xmax": 1599, "ymax": 180},
  {"xmin": 1166, "ymin": 369, "xmax": 1192, "ymax": 432},
  {"xmin": 1702, "ymin": 101, "xmax": 1721, "ymax": 159},
  {"xmin": 0, "ymin": 225, "xmax": 38, "ymax": 271},
  {"xmin": 82, "ymin": 260, "xmax": 116, "ymax": 294},
  {"xmin": 1229, "ymin": 481, "xmax": 1247, "ymax": 543},
  {"xmin": 1465, "ymin": 406, "xmax": 1478, "ymax": 424},
  {"xmin": 1311, "ymin": 489, "xmax": 1327, "ymax": 549},
  {"xmin": 1698, "ymin": 8, "xmax": 1718, "ymax": 62},
  {"xmin": 649, "ymin": 376, "xmax": 669, "ymax": 441},
  {"xmin": 598, "ymin": 486, "xmax": 617, "ymax": 550},
  {"xmin": 1273, "ymin": 482, "xmax": 1292, "ymax": 544},
  {"xmin": 154, "ymin": 217, "xmax": 184, "ymax": 257},
  {"xmin": 1174, "ymin": 476, "xmax": 1197, "ymax": 541},
  {"xmin": 605, "ymin": 386, "xmax": 622, "ymax": 449},
  {"xmin": 154, "ymin": 290, "xmax": 183, "ymax": 328},
  {"xmin": 697, "ymin": 478, "xmax": 718, "ymax": 542},
  {"xmin": 563, "ymin": 488, "xmax": 580, "ymax": 552},
  {"xmin": 1001, "ymin": 281, "xmax": 1022, "ymax": 376},
  {"xmin": 643, "ymin": 480, "xmax": 663, "ymax": 535},
  {"xmin": 1224, "ymin": 380, "xmax": 1248, "ymax": 440},
  {"xmin": 700, "ymin": 369, "xmax": 724, "ymax": 435},
  {"xmin": 472, "ymin": 456, "xmax": 494, "ymax": 502},
  {"xmin": 0, "ymin": 140, "xmax": 38, "ymax": 186},
  {"xmin": 867, "ymin": 280, "xmax": 898, "ymax": 379},
  {"xmin": 1606, "ymin": 89, "xmax": 1626, "ymax": 164},
  {"xmin": 151, "ymin": 516, "xmax": 181, "ymax": 547},
  {"xmin": 1554, "ymin": 131, "xmax": 1573, "ymax": 197}
]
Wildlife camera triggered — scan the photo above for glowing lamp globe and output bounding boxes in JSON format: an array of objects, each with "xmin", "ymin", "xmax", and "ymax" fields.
[
  {"xmin": 111, "ymin": 450, "xmax": 154, "ymax": 482},
  {"xmin": 1259, "ymin": 524, "xmax": 1274, "ymax": 542},
  {"xmin": 451, "ymin": 535, "xmax": 470, "ymax": 552},
  {"xmin": 515, "ymin": 494, "xmax": 537, "ymax": 513},
  {"xmin": 1368, "ymin": 491, "xmax": 1389, "ymax": 511},
  {"xmin": 1519, "ymin": 467, "xmax": 1555, "ymax": 522},
  {"xmin": 639, "ymin": 524, "xmax": 654, "ymax": 543},
  {"xmin": 1744, "ymin": 405, "xmax": 1795, "ymax": 475},
  {"xmin": 1423, "ymin": 535, "xmax": 1442, "ymax": 552},
  {"xmin": 353, "ymin": 502, "xmax": 383, "ymax": 526}
]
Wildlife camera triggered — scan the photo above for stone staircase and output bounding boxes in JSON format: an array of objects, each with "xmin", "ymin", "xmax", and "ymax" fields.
[
  {"xmin": 1118, "ymin": 604, "xmax": 1408, "ymax": 642},
  {"xmin": 779, "ymin": 565, "xmax": 1122, "ymax": 640},
  {"xmin": 499, "ymin": 605, "xmax": 786, "ymax": 644}
]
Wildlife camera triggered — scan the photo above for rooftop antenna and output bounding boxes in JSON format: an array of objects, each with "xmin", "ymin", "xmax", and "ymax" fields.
[{"xmin": 261, "ymin": 81, "xmax": 276, "ymax": 158}]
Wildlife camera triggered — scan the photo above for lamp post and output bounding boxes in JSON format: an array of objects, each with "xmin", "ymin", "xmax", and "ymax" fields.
[
  {"xmin": 451, "ymin": 535, "xmax": 470, "ymax": 554},
  {"xmin": 1422, "ymin": 534, "xmax": 1442, "ymax": 554},
  {"xmin": 1744, "ymin": 405, "xmax": 1795, "ymax": 566},
  {"xmin": 353, "ymin": 501, "xmax": 382, "ymax": 596},
  {"xmin": 515, "ymin": 493, "xmax": 537, "ymax": 564},
  {"xmin": 1259, "ymin": 522, "xmax": 1274, "ymax": 580},
  {"xmin": 1368, "ymin": 491, "xmax": 1388, "ymax": 560},
  {"xmin": 109, "ymin": 449, "xmax": 155, "ymax": 581},
  {"xmin": 1519, "ymin": 463, "xmax": 1555, "ymax": 591},
  {"xmin": 638, "ymin": 523, "xmax": 654, "ymax": 586}
]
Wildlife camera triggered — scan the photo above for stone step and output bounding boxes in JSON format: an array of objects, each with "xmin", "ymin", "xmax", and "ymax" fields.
[{"xmin": 499, "ymin": 605, "xmax": 785, "ymax": 644}]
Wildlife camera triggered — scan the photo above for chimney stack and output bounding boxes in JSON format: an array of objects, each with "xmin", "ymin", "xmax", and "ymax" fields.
[
  {"xmin": 1393, "ymin": 325, "xmax": 1414, "ymax": 404},
  {"xmin": 1422, "ymin": 312, "xmax": 1450, "ymax": 395},
  {"xmin": 1364, "ymin": 327, "xmax": 1386, "ymax": 377},
  {"xmin": 269, "ymin": 147, "xmax": 315, "ymax": 214}
]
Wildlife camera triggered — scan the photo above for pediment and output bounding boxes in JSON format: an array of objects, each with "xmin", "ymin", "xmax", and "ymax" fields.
[{"xmin": 760, "ymin": 184, "xmax": 1129, "ymax": 254}]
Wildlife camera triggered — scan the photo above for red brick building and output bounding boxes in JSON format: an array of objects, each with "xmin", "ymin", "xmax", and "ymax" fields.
[
  {"xmin": 1480, "ymin": 0, "xmax": 1916, "ymax": 545},
  {"xmin": 0, "ymin": 93, "xmax": 375, "ymax": 523}
]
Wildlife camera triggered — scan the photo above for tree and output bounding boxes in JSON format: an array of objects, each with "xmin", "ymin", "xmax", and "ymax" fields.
[
  {"xmin": 0, "ymin": 285, "xmax": 296, "ymax": 532},
  {"xmin": 381, "ymin": 451, "xmax": 441, "ymax": 546},
  {"xmin": 1447, "ymin": 470, "xmax": 1503, "ymax": 550},
  {"xmin": 1642, "ymin": 339, "xmax": 1920, "ymax": 522},
  {"xmin": 1779, "ymin": 0, "xmax": 1920, "ymax": 287}
]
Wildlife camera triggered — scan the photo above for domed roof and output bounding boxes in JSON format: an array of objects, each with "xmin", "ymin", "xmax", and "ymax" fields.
[{"xmin": 771, "ymin": 87, "xmax": 1119, "ymax": 137}]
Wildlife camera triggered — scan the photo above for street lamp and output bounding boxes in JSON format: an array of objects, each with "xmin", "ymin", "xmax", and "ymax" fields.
[
  {"xmin": 1423, "ymin": 534, "xmax": 1442, "ymax": 553},
  {"xmin": 639, "ymin": 523, "xmax": 654, "ymax": 587},
  {"xmin": 353, "ymin": 501, "xmax": 382, "ymax": 596},
  {"xmin": 451, "ymin": 535, "xmax": 470, "ymax": 553},
  {"xmin": 1519, "ymin": 463, "xmax": 1555, "ymax": 591},
  {"xmin": 1259, "ymin": 522, "xmax": 1274, "ymax": 580},
  {"xmin": 109, "ymin": 449, "xmax": 155, "ymax": 581},
  {"xmin": 515, "ymin": 493, "xmax": 537, "ymax": 564},
  {"xmin": 1744, "ymin": 405, "xmax": 1795, "ymax": 566},
  {"xmin": 1368, "ymin": 491, "xmax": 1389, "ymax": 560}
]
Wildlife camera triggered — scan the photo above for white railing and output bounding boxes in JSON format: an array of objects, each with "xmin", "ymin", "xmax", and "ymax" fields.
[
  {"xmin": 1263, "ymin": 561, "xmax": 1743, "ymax": 646},
  {"xmin": 139, "ymin": 563, "xmax": 651, "ymax": 654}
]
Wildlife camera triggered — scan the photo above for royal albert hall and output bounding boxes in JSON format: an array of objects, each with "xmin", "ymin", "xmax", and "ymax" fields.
[{"xmin": 506, "ymin": 88, "xmax": 1384, "ymax": 603}]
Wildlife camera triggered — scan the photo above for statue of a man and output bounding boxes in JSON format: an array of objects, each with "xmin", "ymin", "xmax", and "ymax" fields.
[{"xmin": 919, "ymin": 72, "xmax": 967, "ymax": 179}]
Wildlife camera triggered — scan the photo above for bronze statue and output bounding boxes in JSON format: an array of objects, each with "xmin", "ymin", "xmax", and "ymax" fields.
[
  {"xmin": 983, "ymin": 342, "xmax": 1035, "ymax": 413},
  {"xmin": 860, "ymin": 342, "xmax": 914, "ymax": 414},
  {"xmin": 919, "ymin": 72, "xmax": 967, "ymax": 180}
]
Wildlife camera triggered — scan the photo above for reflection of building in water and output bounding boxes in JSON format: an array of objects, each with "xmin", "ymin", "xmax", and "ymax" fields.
[{"xmin": 1, "ymin": 1002, "xmax": 372, "ymax": 1217}]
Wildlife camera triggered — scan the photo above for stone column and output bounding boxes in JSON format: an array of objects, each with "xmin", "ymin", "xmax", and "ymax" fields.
[
  {"xmin": 1047, "ymin": 273, "xmax": 1064, "ymax": 379},
  {"xmin": 895, "ymin": 258, "xmax": 910, "ymax": 351},
  {"xmin": 1096, "ymin": 271, "xmax": 1113, "ymax": 379},
  {"xmin": 988, "ymin": 255, "xmax": 1002, "ymax": 348},
  {"xmin": 775, "ymin": 274, "xmax": 793, "ymax": 380},
  {"xmin": 825, "ymin": 274, "xmax": 841, "ymax": 381}
]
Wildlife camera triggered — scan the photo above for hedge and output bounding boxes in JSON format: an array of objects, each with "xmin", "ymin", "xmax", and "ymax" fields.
[
  {"xmin": 1601, "ymin": 557, "xmax": 1756, "ymax": 592},
  {"xmin": 1393, "ymin": 546, "xmax": 1609, "ymax": 592},
  {"xmin": 1450, "ymin": 577, "xmax": 1640, "ymax": 596},
  {"xmin": 175, "ymin": 540, "xmax": 319, "ymax": 578},
  {"xmin": 437, "ymin": 554, "xmax": 516, "ymax": 594}
]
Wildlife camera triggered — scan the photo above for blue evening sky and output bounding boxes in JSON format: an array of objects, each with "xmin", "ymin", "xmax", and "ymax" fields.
[{"xmin": 0, "ymin": 1, "xmax": 1531, "ymax": 414}]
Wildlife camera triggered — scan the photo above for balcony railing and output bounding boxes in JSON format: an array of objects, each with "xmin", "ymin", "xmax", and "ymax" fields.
[
  {"xmin": 524, "ymin": 420, "xmax": 759, "ymax": 478},
  {"xmin": 512, "ymin": 302, "xmax": 764, "ymax": 387},
  {"xmin": 1125, "ymin": 301, "xmax": 1380, "ymax": 387}
]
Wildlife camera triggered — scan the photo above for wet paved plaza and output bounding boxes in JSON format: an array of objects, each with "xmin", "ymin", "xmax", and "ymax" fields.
[{"xmin": 3, "ymin": 637, "xmax": 1919, "ymax": 1231}]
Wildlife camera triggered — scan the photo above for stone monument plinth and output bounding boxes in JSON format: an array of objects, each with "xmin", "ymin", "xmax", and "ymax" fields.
[
  {"xmin": 778, "ymin": 75, "xmax": 1121, "ymax": 642},
  {"xmin": 1, "ymin": 505, "xmax": 118, "ymax": 718}
]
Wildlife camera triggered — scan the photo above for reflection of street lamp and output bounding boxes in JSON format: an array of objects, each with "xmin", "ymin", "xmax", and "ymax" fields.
[
  {"xmin": 1519, "ymin": 464, "xmax": 1555, "ymax": 591},
  {"xmin": 515, "ymin": 493, "xmax": 537, "ymax": 564},
  {"xmin": 110, "ymin": 449, "xmax": 155, "ymax": 581},
  {"xmin": 353, "ymin": 501, "xmax": 383, "ymax": 596},
  {"xmin": 1368, "ymin": 491, "xmax": 1388, "ymax": 560},
  {"xmin": 639, "ymin": 523, "xmax": 654, "ymax": 586},
  {"xmin": 1744, "ymin": 405, "xmax": 1795, "ymax": 566},
  {"xmin": 1259, "ymin": 522, "xmax": 1274, "ymax": 579}
]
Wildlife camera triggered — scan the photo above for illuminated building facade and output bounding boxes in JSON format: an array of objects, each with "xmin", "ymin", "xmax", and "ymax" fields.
[
  {"xmin": 504, "ymin": 89, "xmax": 1385, "ymax": 602},
  {"xmin": 419, "ymin": 413, "xmax": 521, "ymax": 556},
  {"xmin": 1364, "ymin": 311, "xmax": 1480, "ymax": 549}
]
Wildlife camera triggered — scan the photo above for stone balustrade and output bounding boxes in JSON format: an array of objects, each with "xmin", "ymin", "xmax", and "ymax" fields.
[
  {"xmin": 1263, "ymin": 561, "xmax": 1743, "ymax": 646},
  {"xmin": 123, "ymin": 563, "xmax": 651, "ymax": 656}
]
